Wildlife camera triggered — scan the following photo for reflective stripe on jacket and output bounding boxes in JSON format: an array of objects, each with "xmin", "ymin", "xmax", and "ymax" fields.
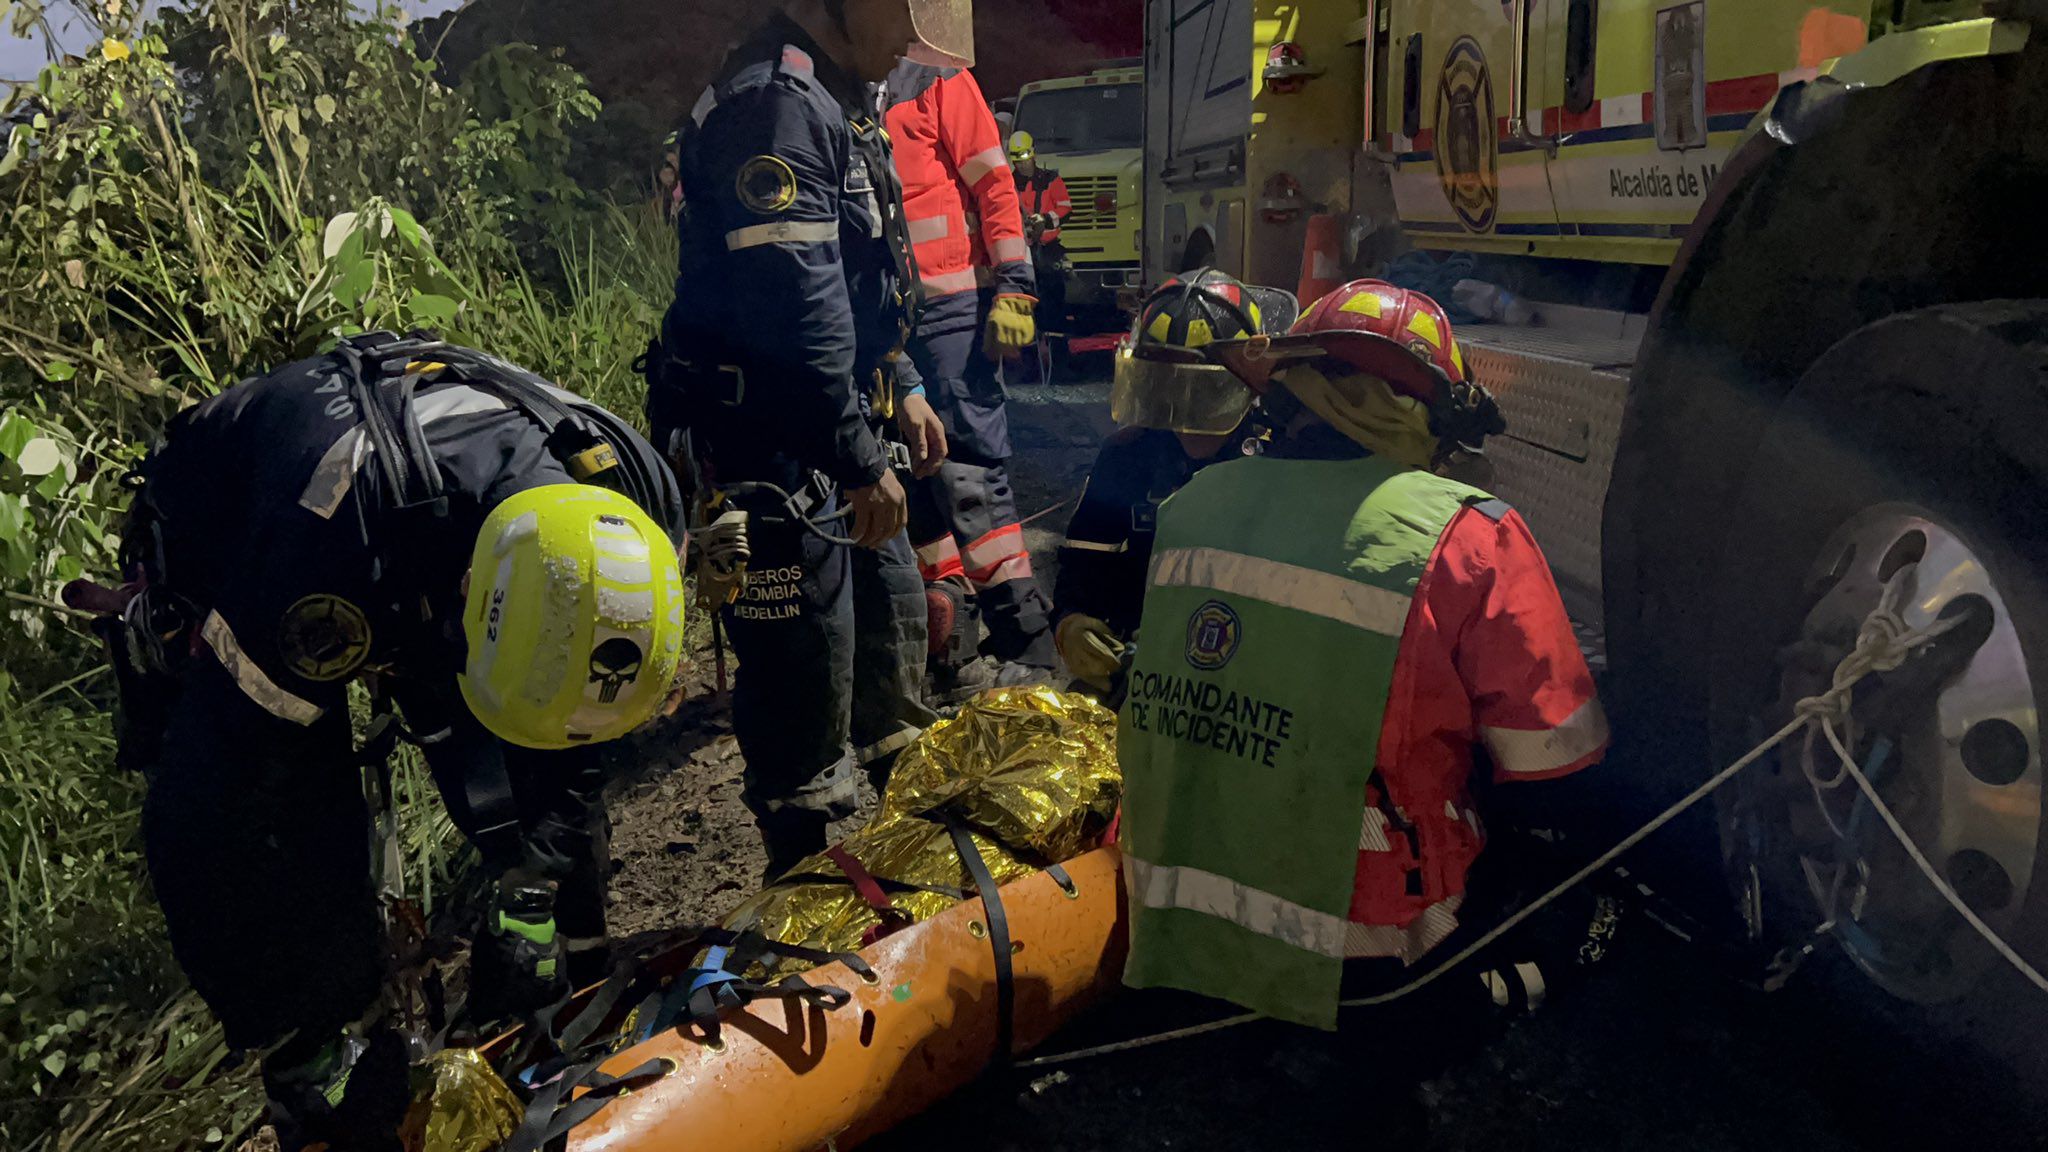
[
  {"xmin": 1118, "ymin": 453, "xmax": 1487, "ymax": 1030},
  {"xmin": 882, "ymin": 63, "xmax": 1034, "ymax": 316}
]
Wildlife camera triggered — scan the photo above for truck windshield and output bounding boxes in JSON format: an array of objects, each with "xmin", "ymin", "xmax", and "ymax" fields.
[{"xmin": 1014, "ymin": 84, "xmax": 1142, "ymax": 153}]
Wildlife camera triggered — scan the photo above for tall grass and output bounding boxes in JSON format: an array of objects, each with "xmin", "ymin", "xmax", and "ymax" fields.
[{"xmin": 0, "ymin": 2, "xmax": 677, "ymax": 1147}]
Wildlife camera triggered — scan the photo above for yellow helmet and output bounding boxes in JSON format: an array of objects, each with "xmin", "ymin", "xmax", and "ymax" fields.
[
  {"xmin": 459, "ymin": 485, "xmax": 685, "ymax": 750},
  {"xmin": 1007, "ymin": 130, "xmax": 1035, "ymax": 165}
]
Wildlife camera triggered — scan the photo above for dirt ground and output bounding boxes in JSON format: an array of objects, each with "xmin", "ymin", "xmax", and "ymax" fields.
[{"xmin": 596, "ymin": 358, "xmax": 2045, "ymax": 1152}]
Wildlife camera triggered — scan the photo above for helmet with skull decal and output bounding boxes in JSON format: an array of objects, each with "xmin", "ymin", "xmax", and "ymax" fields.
[{"xmin": 460, "ymin": 485, "xmax": 686, "ymax": 749}]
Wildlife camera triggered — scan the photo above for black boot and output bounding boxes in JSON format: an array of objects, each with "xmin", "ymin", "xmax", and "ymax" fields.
[
  {"xmin": 757, "ymin": 809, "xmax": 831, "ymax": 883},
  {"xmin": 264, "ymin": 1027, "xmax": 411, "ymax": 1152},
  {"xmin": 468, "ymin": 877, "xmax": 568, "ymax": 1024}
]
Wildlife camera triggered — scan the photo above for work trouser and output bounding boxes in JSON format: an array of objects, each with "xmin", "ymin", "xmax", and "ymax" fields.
[
  {"xmin": 1034, "ymin": 243, "xmax": 1068, "ymax": 335},
  {"xmin": 136, "ymin": 657, "xmax": 608, "ymax": 1053},
  {"xmin": 905, "ymin": 323, "xmax": 1058, "ymax": 667},
  {"xmin": 720, "ymin": 474, "xmax": 935, "ymax": 872}
]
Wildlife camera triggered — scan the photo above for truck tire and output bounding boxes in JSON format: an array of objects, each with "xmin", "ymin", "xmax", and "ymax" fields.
[{"xmin": 1703, "ymin": 302, "xmax": 2048, "ymax": 1112}]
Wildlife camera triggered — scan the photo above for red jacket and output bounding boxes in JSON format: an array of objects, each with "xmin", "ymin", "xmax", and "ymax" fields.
[
  {"xmin": 1349, "ymin": 503, "xmax": 1609, "ymax": 960},
  {"xmin": 882, "ymin": 64, "xmax": 1034, "ymax": 327},
  {"xmin": 1016, "ymin": 168, "xmax": 1073, "ymax": 246}
]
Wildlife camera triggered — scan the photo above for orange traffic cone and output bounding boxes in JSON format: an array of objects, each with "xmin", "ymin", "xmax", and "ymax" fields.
[{"xmin": 1296, "ymin": 213, "xmax": 1345, "ymax": 308}]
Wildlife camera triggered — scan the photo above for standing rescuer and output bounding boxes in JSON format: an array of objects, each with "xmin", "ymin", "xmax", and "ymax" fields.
[
  {"xmin": 1053, "ymin": 270, "xmax": 1297, "ymax": 692},
  {"xmin": 647, "ymin": 0, "xmax": 972, "ymax": 876},
  {"xmin": 1117, "ymin": 279, "xmax": 1611, "ymax": 1029},
  {"xmin": 881, "ymin": 59, "xmax": 1060, "ymax": 692},
  {"xmin": 1009, "ymin": 130, "xmax": 1072, "ymax": 348},
  {"xmin": 79, "ymin": 335, "xmax": 687, "ymax": 1150}
]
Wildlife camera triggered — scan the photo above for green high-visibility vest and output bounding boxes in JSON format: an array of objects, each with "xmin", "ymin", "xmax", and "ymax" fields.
[{"xmin": 1118, "ymin": 452, "xmax": 1486, "ymax": 1029}]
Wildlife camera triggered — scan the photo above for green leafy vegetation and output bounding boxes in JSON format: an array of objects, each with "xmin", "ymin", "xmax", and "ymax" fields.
[{"xmin": 0, "ymin": 1, "xmax": 674, "ymax": 1146}]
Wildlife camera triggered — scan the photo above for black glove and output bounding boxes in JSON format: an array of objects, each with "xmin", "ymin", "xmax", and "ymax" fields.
[
  {"xmin": 1432, "ymin": 379, "xmax": 1508, "ymax": 455},
  {"xmin": 468, "ymin": 876, "xmax": 568, "ymax": 1024}
]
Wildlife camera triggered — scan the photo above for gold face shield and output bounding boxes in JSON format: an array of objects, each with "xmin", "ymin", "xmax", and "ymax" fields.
[
  {"xmin": 1111, "ymin": 345, "xmax": 1256, "ymax": 436},
  {"xmin": 905, "ymin": 0, "xmax": 975, "ymax": 67}
]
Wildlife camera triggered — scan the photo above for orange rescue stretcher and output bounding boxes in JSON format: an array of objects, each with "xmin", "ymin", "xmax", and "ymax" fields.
[
  {"xmin": 451, "ymin": 689, "xmax": 1129, "ymax": 1152},
  {"xmin": 569, "ymin": 846, "xmax": 1126, "ymax": 1151}
]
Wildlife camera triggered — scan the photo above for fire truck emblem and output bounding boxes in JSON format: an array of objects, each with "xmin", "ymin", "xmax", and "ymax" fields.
[{"xmin": 1435, "ymin": 36, "xmax": 1499, "ymax": 234}]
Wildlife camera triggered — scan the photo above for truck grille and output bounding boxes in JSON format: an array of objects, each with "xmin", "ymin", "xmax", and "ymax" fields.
[{"xmin": 1059, "ymin": 175, "xmax": 1121, "ymax": 232}]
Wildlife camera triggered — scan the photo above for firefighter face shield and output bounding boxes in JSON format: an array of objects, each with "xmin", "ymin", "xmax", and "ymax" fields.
[
  {"xmin": 1111, "ymin": 342, "xmax": 1256, "ymax": 435},
  {"xmin": 904, "ymin": 0, "xmax": 975, "ymax": 68},
  {"xmin": 459, "ymin": 485, "xmax": 688, "ymax": 750}
]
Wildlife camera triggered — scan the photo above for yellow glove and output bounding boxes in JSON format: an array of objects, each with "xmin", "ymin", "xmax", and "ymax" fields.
[
  {"xmin": 985, "ymin": 293, "xmax": 1037, "ymax": 359},
  {"xmin": 1055, "ymin": 613, "xmax": 1125, "ymax": 691}
]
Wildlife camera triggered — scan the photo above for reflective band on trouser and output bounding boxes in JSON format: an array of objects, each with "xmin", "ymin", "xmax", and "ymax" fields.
[
  {"xmin": 726, "ymin": 220, "xmax": 838, "ymax": 251},
  {"xmin": 963, "ymin": 523, "xmax": 1030, "ymax": 588},
  {"xmin": 992, "ymin": 236, "xmax": 1031, "ymax": 264},
  {"xmin": 914, "ymin": 534, "xmax": 965, "ymax": 583},
  {"xmin": 1118, "ymin": 454, "xmax": 1484, "ymax": 1029},
  {"xmin": 1483, "ymin": 698, "xmax": 1611, "ymax": 776},
  {"xmin": 201, "ymin": 610, "xmax": 325, "ymax": 725},
  {"xmin": 856, "ymin": 726, "xmax": 920, "ymax": 766},
  {"xmin": 958, "ymin": 145, "xmax": 1008, "ymax": 187},
  {"xmin": 921, "ymin": 267, "xmax": 980, "ymax": 297},
  {"xmin": 906, "ymin": 214, "xmax": 951, "ymax": 244}
]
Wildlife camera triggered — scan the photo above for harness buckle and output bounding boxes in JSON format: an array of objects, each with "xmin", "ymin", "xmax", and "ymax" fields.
[{"xmin": 567, "ymin": 442, "xmax": 621, "ymax": 482}]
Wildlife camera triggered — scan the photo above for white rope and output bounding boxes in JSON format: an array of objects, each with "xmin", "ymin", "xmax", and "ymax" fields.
[
  {"xmin": 1018, "ymin": 587, "xmax": 2041, "ymax": 1070},
  {"xmin": 1816, "ymin": 718, "xmax": 2048, "ymax": 995}
]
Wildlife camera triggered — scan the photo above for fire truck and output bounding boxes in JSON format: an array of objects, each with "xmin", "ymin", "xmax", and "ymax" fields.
[{"xmin": 1143, "ymin": 0, "xmax": 2048, "ymax": 1047}]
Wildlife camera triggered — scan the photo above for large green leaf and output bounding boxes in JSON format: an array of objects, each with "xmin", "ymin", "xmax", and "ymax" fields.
[
  {"xmin": 333, "ymin": 259, "xmax": 375, "ymax": 309},
  {"xmin": 0, "ymin": 412, "xmax": 36, "ymax": 460},
  {"xmin": 406, "ymin": 292, "xmax": 459, "ymax": 327},
  {"xmin": 0, "ymin": 490, "xmax": 30, "ymax": 545},
  {"xmin": 15, "ymin": 437, "xmax": 62, "ymax": 477}
]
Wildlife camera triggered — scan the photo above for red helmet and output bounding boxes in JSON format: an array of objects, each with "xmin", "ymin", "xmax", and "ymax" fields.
[
  {"xmin": 1208, "ymin": 279, "xmax": 1503, "ymax": 448},
  {"xmin": 1284, "ymin": 279, "xmax": 1467, "ymax": 400}
]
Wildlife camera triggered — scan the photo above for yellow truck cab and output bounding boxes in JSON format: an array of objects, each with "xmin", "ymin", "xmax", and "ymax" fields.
[
  {"xmin": 1013, "ymin": 63, "xmax": 1146, "ymax": 321},
  {"xmin": 1147, "ymin": 0, "xmax": 2048, "ymax": 1067}
]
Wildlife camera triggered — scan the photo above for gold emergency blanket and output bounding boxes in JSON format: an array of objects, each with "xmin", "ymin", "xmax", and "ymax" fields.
[
  {"xmin": 724, "ymin": 688, "xmax": 1120, "ymax": 973},
  {"xmin": 405, "ymin": 1048, "xmax": 522, "ymax": 1152}
]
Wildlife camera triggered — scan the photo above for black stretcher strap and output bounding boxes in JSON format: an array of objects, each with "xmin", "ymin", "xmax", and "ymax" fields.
[
  {"xmin": 940, "ymin": 811, "xmax": 1015, "ymax": 1067},
  {"xmin": 505, "ymin": 1055, "xmax": 669, "ymax": 1152},
  {"xmin": 1046, "ymin": 862, "xmax": 1077, "ymax": 898}
]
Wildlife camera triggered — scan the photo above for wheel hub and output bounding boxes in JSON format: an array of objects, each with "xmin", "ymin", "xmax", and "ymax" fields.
[{"xmin": 1762, "ymin": 505, "xmax": 2041, "ymax": 1004}]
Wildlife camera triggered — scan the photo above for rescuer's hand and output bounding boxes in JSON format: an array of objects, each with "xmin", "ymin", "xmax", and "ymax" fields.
[
  {"xmin": 896, "ymin": 391, "xmax": 949, "ymax": 479},
  {"xmin": 985, "ymin": 294, "xmax": 1038, "ymax": 360},
  {"xmin": 690, "ymin": 506, "xmax": 751, "ymax": 611},
  {"xmin": 847, "ymin": 470, "xmax": 909, "ymax": 550},
  {"xmin": 1055, "ymin": 613, "xmax": 1125, "ymax": 692}
]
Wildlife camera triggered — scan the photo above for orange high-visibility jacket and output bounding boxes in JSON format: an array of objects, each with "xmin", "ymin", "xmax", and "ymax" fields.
[
  {"xmin": 882, "ymin": 64, "xmax": 1035, "ymax": 332},
  {"xmin": 1018, "ymin": 168, "xmax": 1073, "ymax": 246}
]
